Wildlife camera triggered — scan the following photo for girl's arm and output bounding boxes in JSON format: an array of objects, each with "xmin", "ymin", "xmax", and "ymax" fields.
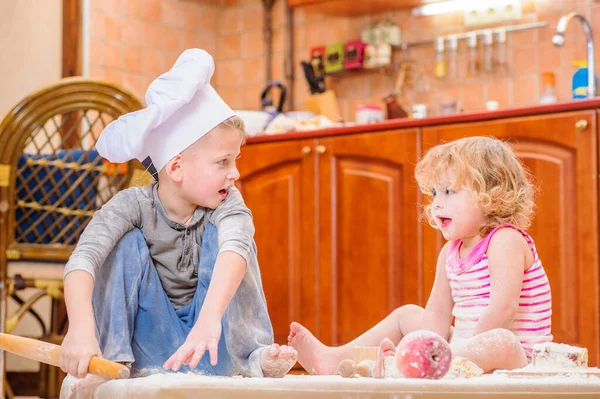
[
  {"xmin": 473, "ymin": 228, "xmax": 527, "ymax": 334},
  {"xmin": 423, "ymin": 242, "xmax": 455, "ymax": 339}
]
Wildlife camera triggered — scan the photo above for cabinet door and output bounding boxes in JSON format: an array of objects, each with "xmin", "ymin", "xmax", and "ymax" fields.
[
  {"xmin": 422, "ymin": 111, "xmax": 599, "ymax": 365},
  {"xmin": 237, "ymin": 139, "xmax": 317, "ymax": 344},
  {"xmin": 317, "ymin": 129, "xmax": 422, "ymax": 346}
]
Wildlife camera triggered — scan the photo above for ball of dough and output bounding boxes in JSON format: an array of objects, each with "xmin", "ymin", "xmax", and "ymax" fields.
[
  {"xmin": 337, "ymin": 359, "xmax": 356, "ymax": 378},
  {"xmin": 356, "ymin": 360, "xmax": 375, "ymax": 377}
]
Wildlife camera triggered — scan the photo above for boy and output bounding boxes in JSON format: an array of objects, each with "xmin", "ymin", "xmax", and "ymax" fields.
[{"xmin": 60, "ymin": 49, "xmax": 297, "ymax": 385}]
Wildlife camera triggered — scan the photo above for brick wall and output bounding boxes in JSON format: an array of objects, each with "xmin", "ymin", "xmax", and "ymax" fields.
[
  {"xmin": 88, "ymin": 0, "xmax": 218, "ymax": 102},
  {"xmin": 88, "ymin": 0, "xmax": 600, "ymax": 121}
]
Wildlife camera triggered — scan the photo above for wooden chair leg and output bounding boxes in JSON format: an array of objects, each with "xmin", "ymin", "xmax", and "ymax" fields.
[
  {"xmin": 49, "ymin": 297, "xmax": 66, "ymax": 398},
  {"xmin": 0, "ymin": 281, "xmax": 7, "ymax": 399},
  {"xmin": 3, "ymin": 378, "xmax": 14, "ymax": 399}
]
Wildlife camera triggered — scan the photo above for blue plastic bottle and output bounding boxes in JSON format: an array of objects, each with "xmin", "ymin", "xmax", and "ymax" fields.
[{"xmin": 572, "ymin": 60, "xmax": 597, "ymax": 99}]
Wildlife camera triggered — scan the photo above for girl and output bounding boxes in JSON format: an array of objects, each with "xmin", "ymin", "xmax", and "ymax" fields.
[{"xmin": 288, "ymin": 136, "xmax": 552, "ymax": 376}]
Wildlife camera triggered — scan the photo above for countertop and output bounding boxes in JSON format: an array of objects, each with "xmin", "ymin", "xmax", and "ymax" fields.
[
  {"xmin": 63, "ymin": 373, "xmax": 600, "ymax": 399},
  {"xmin": 246, "ymin": 99, "xmax": 600, "ymax": 145}
]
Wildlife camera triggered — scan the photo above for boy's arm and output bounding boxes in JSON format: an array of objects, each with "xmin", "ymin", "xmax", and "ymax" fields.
[
  {"xmin": 163, "ymin": 187, "xmax": 254, "ymax": 371},
  {"xmin": 166, "ymin": 251, "xmax": 247, "ymax": 371},
  {"xmin": 473, "ymin": 229, "xmax": 526, "ymax": 334},
  {"xmin": 60, "ymin": 188, "xmax": 142, "ymax": 378},
  {"xmin": 423, "ymin": 242, "xmax": 454, "ymax": 339},
  {"xmin": 63, "ymin": 188, "xmax": 143, "ymax": 280},
  {"xmin": 61, "ymin": 270, "xmax": 100, "ymax": 378}
]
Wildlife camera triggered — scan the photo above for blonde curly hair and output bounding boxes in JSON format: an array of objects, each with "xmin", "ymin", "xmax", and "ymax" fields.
[{"xmin": 415, "ymin": 136, "xmax": 536, "ymax": 236}]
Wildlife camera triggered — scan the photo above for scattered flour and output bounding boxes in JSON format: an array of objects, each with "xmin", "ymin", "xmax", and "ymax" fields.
[{"xmin": 61, "ymin": 373, "xmax": 600, "ymax": 399}]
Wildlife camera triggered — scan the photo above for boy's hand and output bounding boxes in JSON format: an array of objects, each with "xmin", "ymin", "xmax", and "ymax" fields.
[
  {"xmin": 60, "ymin": 326, "xmax": 102, "ymax": 378},
  {"xmin": 163, "ymin": 317, "xmax": 222, "ymax": 371}
]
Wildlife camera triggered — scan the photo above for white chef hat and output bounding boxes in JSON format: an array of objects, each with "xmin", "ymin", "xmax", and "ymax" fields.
[{"xmin": 95, "ymin": 48, "xmax": 234, "ymax": 173}]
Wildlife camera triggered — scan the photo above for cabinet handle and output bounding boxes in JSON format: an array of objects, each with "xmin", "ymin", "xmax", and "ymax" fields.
[
  {"xmin": 301, "ymin": 146, "xmax": 312, "ymax": 155},
  {"xmin": 316, "ymin": 145, "xmax": 326, "ymax": 154},
  {"xmin": 576, "ymin": 120, "xmax": 588, "ymax": 131}
]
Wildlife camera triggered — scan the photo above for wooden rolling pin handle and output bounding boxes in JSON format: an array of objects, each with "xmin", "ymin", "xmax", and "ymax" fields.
[
  {"xmin": 0, "ymin": 333, "xmax": 129, "ymax": 379},
  {"xmin": 89, "ymin": 356, "xmax": 130, "ymax": 379}
]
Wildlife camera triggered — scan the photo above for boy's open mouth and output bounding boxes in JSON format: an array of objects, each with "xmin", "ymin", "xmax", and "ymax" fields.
[{"xmin": 219, "ymin": 188, "xmax": 228, "ymax": 199}]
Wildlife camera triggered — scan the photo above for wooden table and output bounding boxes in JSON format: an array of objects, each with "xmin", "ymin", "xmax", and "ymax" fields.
[{"xmin": 61, "ymin": 373, "xmax": 600, "ymax": 398}]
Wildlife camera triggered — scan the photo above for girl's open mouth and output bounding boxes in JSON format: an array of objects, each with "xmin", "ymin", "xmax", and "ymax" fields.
[
  {"xmin": 438, "ymin": 217, "xmax": 451, "ymax": 228},
  {"xmin": 219, "ymin": 189, "xmax": 228, "ymax": 199}
]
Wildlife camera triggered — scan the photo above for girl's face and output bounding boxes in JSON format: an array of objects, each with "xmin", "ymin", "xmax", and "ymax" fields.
[
  {"xmin": 180, "ymin": 126, "xmax": 242, "ymax": 209},
  {"xmin": 430, "ymin": 172, "xmax": 486, "ymax": 243}
]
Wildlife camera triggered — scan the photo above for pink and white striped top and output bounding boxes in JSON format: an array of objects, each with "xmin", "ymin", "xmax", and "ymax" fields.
[{"xmin": 446, "ymin": 223, "xmax": 553, "ymax": 359}]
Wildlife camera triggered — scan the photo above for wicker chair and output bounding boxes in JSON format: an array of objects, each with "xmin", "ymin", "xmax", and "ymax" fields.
[{"xmin": 0, "ymin": 77, "xmax": 148, "ymax": 398}]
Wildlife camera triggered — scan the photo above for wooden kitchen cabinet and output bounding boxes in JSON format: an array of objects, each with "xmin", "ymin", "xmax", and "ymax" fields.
[
  {"xmin": 316, "ymin": 129, "xmax": 422, "ymax": 346},
  {"xmin": 238, "ymin": 129, "xmax": 422, "ymax": 347},
  {"xmin": 422, "ymin": 110, "xmax": 600, "ymax": 365},
  {"xmin": 236, "ymin": 139, "xmax": 317, "ymax": 345}
]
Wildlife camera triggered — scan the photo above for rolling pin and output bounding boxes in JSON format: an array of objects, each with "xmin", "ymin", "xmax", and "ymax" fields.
[{"xmin": 0, "ymin": 333, "xmax": 129, "ymax": 379}]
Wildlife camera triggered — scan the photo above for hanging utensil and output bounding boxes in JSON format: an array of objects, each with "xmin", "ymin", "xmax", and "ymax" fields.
[{"xmin": 260, "ymin": 80, "xmax": 287, "ymax": 128}]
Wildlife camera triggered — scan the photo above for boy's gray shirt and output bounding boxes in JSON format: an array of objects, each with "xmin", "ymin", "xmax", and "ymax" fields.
[{"xmin": 63, "ymin": 183, "xmax": 254, "ymax": 309}]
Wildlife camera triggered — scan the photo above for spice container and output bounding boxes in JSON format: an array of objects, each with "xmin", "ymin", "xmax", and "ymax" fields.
[
  {"xmin": 344, "ymin": 40, "xmax": 366, "ymax": 70},
  {"xmin": 310, "ymin": 46, "xmax": 326, "ymax": 66},
  {"xmin": 447, "ymin": 35, "xmax": 459, "ymax": 80},
  {"xmin": 411, "ymin": 104, "xmax": 429, "ymax": 119},
  {"xmin": 466, "ymin": 32, "xmax": 480, "ymax": 77},
  {"xmin": 363, "ymin": 43, "xmax": 391, "ymax": 69},
  {"xmin": 325, "ymin": 43, "xmax": 345, "ymax": 74},
  {"xmin": 434, "ymin": 37, "xmax": 447, "ymax": 79},
  {"xmin": 483, "ymin": 30, "xmax": 494, "ymax": 74},
  {"xmin": 495, "ymin": 29, "xmax": 509, "ymax": 75},
  {"xmin": 377, "ymin": 19, "xmax": 401, "ymax": 46}
]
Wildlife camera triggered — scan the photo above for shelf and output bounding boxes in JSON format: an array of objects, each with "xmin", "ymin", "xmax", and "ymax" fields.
[
  {"xmin": 178, "ymin": 0, "xmax": 220, "ymax": 5},
  {"xmin": 288, "ymin": 0, "xmax": 442, "ymax": 17}
]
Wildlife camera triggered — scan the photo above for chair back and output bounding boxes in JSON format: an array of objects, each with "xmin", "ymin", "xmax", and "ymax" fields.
[{"xmin": 0, "ymin": 77, "xmax": 146, "ymax": 280}]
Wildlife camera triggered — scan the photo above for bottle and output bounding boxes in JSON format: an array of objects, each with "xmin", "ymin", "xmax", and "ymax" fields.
[
  {"xmin": 466, "ymin": 32, "xmax": 479, "ymax": 77},
  {"xmin": 495, "ymin": 28, "xmax": 508, "ymax": 75},
  {"xmin": 383, "ymin": 93, "xmax": 408, "ymax": 119},
  {"xmin": 483, "ymin": 30, "xmax": 494, "ymax": 74},
  {"xmin": 572, "ymin": 60, "xmax": 597, "ymax": 99},
  {"xmin": 539, "ymin": 72, "xmax": 558, "ymax": 104},
  {"xmin": 447, "ymin": 35, "xmax": 459, "ymax": 80},
  {"xmin": 434, "ymin": 37, "xmax": 447, "ymax": 79}
]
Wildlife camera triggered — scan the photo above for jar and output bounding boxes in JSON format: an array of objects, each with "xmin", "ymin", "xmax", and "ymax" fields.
[
  {"xmin": 356, "ymin": 105, "xmax": 384, "ymax": 124},
  {"xmin": 485, "ymin": 100, "xmax": 499, "ymax": 111},
  {"xmin": 411, "ymin": 104, "xmax": 429, "ymax": 119}
]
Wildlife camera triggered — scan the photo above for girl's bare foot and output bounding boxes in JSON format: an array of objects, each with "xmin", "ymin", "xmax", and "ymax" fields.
[
  {"xmin": 372, "ymin": 338, "xmax": 396, "ymax": 378},
  {"xmin": 260, "ymin": 344, "xmax": 298, "ymax": 378},
  {"xmin": 287, "ymin": 322, "xmax": 343, "ymax": 375}
]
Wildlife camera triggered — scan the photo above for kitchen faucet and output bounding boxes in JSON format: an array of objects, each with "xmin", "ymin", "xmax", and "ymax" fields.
[{"xmin": 552, "ymin": 11, "xmax": 596, "ymax": 98}]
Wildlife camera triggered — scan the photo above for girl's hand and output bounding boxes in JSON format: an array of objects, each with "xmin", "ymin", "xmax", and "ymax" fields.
[
  {"xmin": 60, "ymin": 325, "xmax": 102, "ymax": 378},
  {"xmin": 163, "ymin": 318, "xmax": 222, "ymax": 371}
]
